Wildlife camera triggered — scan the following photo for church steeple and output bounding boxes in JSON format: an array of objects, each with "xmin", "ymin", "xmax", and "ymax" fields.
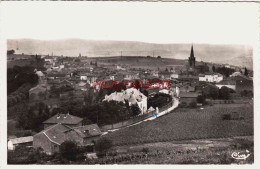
[
  {"xmin": 188, "ymin": 44, "xmax": 196, "ymax": 68},
  {"xmin": 190, "ymin": 44, "xmax": 194, "ymax": 59}
]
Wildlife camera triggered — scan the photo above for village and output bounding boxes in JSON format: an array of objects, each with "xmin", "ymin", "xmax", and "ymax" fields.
[{"xmin": 7, "ymin": 45, "xmax": 254, "ymax": 164}]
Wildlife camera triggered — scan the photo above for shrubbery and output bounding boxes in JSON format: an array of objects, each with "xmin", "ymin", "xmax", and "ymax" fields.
[{"xmin": 94, "ymin": 138, "xmax": 113, "ymax": 158}]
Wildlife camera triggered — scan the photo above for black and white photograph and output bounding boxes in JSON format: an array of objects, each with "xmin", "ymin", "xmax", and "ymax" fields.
[{"xmin": 0, "ymin": 1, "xmax": 259, "ymax": 166}]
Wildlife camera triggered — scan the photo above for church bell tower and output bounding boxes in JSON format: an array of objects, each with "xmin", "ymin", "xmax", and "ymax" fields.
[{"xmin": 188, "ymin": 45, "xmax": 196, "ymax": 69}]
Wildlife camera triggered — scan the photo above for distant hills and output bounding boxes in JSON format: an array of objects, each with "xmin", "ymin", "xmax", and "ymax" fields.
[{"xmin": 7, "ymin": 39, "xmax": 253, "ymax": 69}]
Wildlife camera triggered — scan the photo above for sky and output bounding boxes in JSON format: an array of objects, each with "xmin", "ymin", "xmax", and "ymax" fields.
[{"xmin": 0, "ymin": 1, "xmax": 259, "ymax": 45}]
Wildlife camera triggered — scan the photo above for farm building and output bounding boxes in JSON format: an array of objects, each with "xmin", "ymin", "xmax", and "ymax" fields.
[
  {"xmin": 8, "ymin": 136, "xmax": 33, "ymax": 151},
  {"xmin": 42, "ymin": 113, "xmax": 83, "ymax": 129},
  {"xmin": 216, "ymin": 80, "xmax": 236, "ymax": 91},
  {"xmin": 33, "ymin": 123, "xmax": 101, "ymax": 155}
]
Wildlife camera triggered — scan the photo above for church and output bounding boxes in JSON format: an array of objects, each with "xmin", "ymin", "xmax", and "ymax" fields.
[{"xmin": 186, "ymin": 45, "xmax": 209, "ymax": 74}]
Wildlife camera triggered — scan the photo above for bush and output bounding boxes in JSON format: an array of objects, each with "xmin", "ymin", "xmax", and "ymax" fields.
[
  {"xmin": 189, "ymin": 102, "xmax": 197, "ymax": 108},
  {"xmin": 222, "ymin": 114, "xmax": 231, "ymax": 120},
  {"xmin": 141, "ymin": 148, "xmax": 149, "ymax": 154},
  {"xmin": 95, "ymin": 138, "xmax": 113, "ymax": 158},
  {"xmin": 59, "ymin": 141, "xmax": 79, "ymax": 161}
]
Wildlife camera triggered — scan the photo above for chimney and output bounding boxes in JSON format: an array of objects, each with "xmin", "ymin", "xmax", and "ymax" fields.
[{"xmin": 84, "ymin": 130, "xmax": 90, "ymax": 135}]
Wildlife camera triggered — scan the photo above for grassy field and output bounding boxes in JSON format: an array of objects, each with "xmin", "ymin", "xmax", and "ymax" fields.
[
  {"xmin": 95, "ymin": 56, "xmax": 186, "ymax": 70},
  {"xmin": 104, "ymin": 104, "xmax": 253, "ymax": 146}
]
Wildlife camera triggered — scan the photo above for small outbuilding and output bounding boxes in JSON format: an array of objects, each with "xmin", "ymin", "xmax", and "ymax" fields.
[{"xmin": 8, "ymin": 136, "xmax": 33, "ymax": 151}]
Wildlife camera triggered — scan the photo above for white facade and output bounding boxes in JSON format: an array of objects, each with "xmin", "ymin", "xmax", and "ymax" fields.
[
  {"xmin": 170, "ymin": 73, "xmax": 179, "ymax": 79},
  {"xmin": 8, "ymin": 136, "xmax": 33, "ymax": 151},
  {"xmin": 104, "ymin": 88, "xmax": 147, "ymax": 115},
  {"xmin": 216, "ymin": 84, "xmax": 236, "ymax": 91},
  {"xmin": 199, "ymin": 74, "xmax": 223, "ymax": 83},
  {"xmin": 80, "ymin": 75, "xmax": 87, "ymax": 80}
]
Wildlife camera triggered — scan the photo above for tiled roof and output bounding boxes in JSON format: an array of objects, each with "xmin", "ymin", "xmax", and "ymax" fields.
[
  {"xmin": 35, "ymin": 124, "xmax": 72, "ymax": 145},
  {"xmin": 73, "ymin": 124, "xmax": 102, "ymax": 138},
  {"xmin": 9, "ymin": 136, "xmax": 33, "ymax": 145},
  {"xmin": 43, "ymin": 113, "xmax": 83, "ymax": 125}
]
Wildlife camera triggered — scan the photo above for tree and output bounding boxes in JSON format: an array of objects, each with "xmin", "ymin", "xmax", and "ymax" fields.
[
  {"xmin": 7, "ymin": 49, "xmax": 15, "ymax": 55},
  {"xmin": 130, "ymin": 104, "xmax": 141, "ymax": 116},
  {"xmin": 244, "ymin": 67, "xmax": 248, "ymax": 76},
  {"xmin": 189, "ymin": 101, "xmax": 197, "ymax": 108},
  {"xmin": 157, "ymin": 56, "xmax": 161, "ymax": 59},
  {"xmin": 219, "ymin": 86, "xmax": 230, "ymax": 100},
  {"xmin": 59, "ymin": 141, "xmax": 78, "ymax": 161},
  {"xmin": 165, "ymin": 68, "xmax": 169, "ymax": 72},
  {"xmin": 141, "ymin": 89, "xmax": 149, "ymax": 97},
  {"xmin": 94, "ymin": 138, "xmax": 113, "ymax": 158},
  {"xmin": 209, "ymin": 87, "xmax": 219, "ymax": 100},
  {"xmin": 212, "ymin": 65, "xmax": 216, "ymax": 72},
  {"xmin": 197, "ymin": 94, "xmax": 206, "ymax": 105}
]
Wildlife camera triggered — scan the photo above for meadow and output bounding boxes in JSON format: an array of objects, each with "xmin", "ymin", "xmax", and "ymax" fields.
[{"xmin": 104, "ymin": 104, "xmax": 253, "ymax": 146}]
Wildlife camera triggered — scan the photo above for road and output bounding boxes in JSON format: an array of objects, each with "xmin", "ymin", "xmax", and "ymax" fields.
[{"xmin": 102, "ymin": 96, "xmax": 179, "ymax": 135}]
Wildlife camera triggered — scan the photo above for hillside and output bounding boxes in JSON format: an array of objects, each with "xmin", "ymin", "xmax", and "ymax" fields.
[{"xmin": 8, "ymin": 39, "xmax": 253, "ymax": 69}]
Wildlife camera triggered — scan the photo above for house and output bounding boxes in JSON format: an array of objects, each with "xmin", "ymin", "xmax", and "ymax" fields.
[
  {"xmin": 179, "ymin": 92, "xmax": 200, "ymax": 107},
  {"xmin": 29, "ymin": 85, "xmax": 47, "ymax": 101},
  {"xmin": 35, "ymin": 71, "xmax": 46, "ymax": 84},
  {"xmin": 159, "ymin": 71, "xmax": 171, "ymax": 80},
  {"xmin": 159, "ymin": 89, "xmax": 170, "ymax": 95},
  {"xmin": 76, "ymin": 81, "xmax": 89, "ymax": 91},
  {"xmin": 230, "ymin": 71, "xmax": 243, "ymax": 77},
  {"xmin": 33, "ymin": 123, "xmax": 102, "ymax": 155},
  {"xmin": 47, "ymin": 73, "xmax": 66, "ymax": 80},
  {"xmin": 121, "ymin": 72, "xmax": 139, "ymax": 80},
  {"xmin": 33, "ymin": 124, "xmax": 72, "ymax": 155},
  {"xmin": 104, "ymin": 88, "xmax": 147, "ymax": 115},
  {"xmin": 199, "ymin": 72, "xmax": 223, "ymax": 83},
  {"xmin": 147, "ymin": 106, "xmax": 155, "ymax": 112},
  {"xmin": 170, "ymin": 72, "xmax": 179, "ymax": 79},
  {"xmin": 216, "ymin": 80, "xmax": 236, "ymax": 91},
  {"xmin": 42, "ymin": 113, "xmax": 83, "ymax": 129},
  {"xmin": 151, "ymin": 71, "xmax": 159, "ymax": 77},
  {"xmin": 116, "ymin": 65, "xmax": 126, "ymax": 71},
  {"xmin": 59, "ymin": 79, "xmax": 73, "ymax": 87},
  {"xmin": 229, "ymin": 76, "xmax": 253, "ymax": 92},
  {"xmin": 67, "ymin": 124, "xmax": 102, "ymax": 146},
  {"xmin": 8, "ymin": 136, "xmax": 33, "ymax": 151}
]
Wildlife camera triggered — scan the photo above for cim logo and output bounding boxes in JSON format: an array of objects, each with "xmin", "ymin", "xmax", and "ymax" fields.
[{"xmin": 231, "ymin": 150, "xmax": 250, "ymax": 160}]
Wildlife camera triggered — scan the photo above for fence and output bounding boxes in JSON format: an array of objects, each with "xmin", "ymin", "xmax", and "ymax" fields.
[{"xmin": 100, "ymin": 101, "xmax": 174, "ymax": 132}]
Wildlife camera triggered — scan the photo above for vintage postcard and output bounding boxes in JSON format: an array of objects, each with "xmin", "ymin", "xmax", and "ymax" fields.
[{"xmin": 0, "ymin": 0, "xmax": 259, "ymax": 167}]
